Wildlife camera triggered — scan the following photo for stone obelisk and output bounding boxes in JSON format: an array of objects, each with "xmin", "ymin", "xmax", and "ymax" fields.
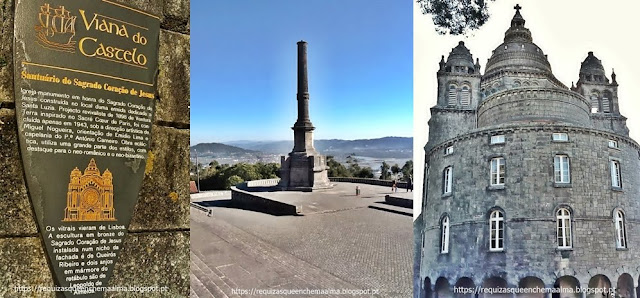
[{"xmin": 278, "ymin": 41, "xmax": 331, "ymax": 191}]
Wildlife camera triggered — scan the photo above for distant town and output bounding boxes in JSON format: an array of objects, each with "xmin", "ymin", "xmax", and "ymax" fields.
[{"xmin": 189, "ymin": 137, "xmax": 413, "ymax": 190}]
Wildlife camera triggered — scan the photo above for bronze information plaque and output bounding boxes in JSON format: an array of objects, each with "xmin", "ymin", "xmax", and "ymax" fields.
[{"xmin": 14, "ymin": 0, "xmax": 160, "ymax": 296}]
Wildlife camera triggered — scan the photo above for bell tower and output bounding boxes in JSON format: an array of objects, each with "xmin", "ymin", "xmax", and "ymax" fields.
[
  {"xmin": 426, "ymin": 41, "xmax": 481, "ymax": 152},
  {"xmin": 574, "ymin": 51, "xmax": 628, "ymax": 135}
]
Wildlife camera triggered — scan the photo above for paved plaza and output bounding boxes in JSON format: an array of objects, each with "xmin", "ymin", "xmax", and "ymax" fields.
[{"xmin": 190, "ymin": 182, "xmax": 412, "ymax": 297}]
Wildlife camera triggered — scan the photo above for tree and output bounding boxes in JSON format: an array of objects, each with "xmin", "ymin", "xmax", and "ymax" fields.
[
  {"xmin": 417, "ymin": 0, "xmax": 496, "ymax": 35},
  {"xmin": 402, "ymin": 160, "xmax": 414, "ymax": 180},
  {"xmin": 226, "ymin": 175, "xmax": 244, "ymax": 189},
  {"xmin": 327, "ymin": 156, "xmax": 350, "ymax": 177},
  {"xmin": 198, "ymin": 161, "xmax": 280, "ymax": 190},
  {"xmin": 255, "ymin": 162, "xmax": 280, "ymax": 179},
  {"xmin": 380, "ymin": 162, "xmax": 391, "ymax": 180},
  {"xmin": 348, "ymin": 160, "xmax": 362, "ymax": 176},
  {"xmin": 391, "ymin": 164, "xmax": 401, "ymax": 176},
  {"xmin": 227, "ymin": 163, "xmax": 261, "ymax": 181},
  {"xmin": 354, "ymin": 167, "xmax": 374, "ymax": 179}
]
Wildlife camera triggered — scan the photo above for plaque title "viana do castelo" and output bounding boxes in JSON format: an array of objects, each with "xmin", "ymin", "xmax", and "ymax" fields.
[{"xmin": 14, "ymin": 0, "xmax": 160, "ymax": 296}]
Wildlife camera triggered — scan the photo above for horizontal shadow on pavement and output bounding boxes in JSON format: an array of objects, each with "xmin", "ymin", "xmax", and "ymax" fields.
[
  {"xmin": 193, "ymin": 200, "xmax": 303, "ymax": 217},
  {"xmin": 368, "ymin": 205, "xmax": 412, "ymax": 217},
  {"xmin": 375, "ymin": 200, "xmax": 413, "ymax": 209}
]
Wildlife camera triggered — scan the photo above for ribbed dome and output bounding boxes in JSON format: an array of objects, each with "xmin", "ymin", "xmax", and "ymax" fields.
[
  {"xmin": 84, "ymin": 158, "xmax": 100, "ymax": 175},
  {"xmin": 70, "ymin": 167, "xmax": 81, "ymax": 177},
  {"xmin": 445, "ymin": 41, "xmax": 475, "ymax": 70},
  {"xmin": 484, "ymin": 6, "xmax": 552, "ymax": 76},
  {"xmin": 580, "ymin": 51, "xmax": 605, "ymax": 76}
]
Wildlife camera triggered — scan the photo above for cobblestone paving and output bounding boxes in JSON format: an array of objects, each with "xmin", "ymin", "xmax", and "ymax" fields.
[{"xmin": 190, "ymin": 185, "xmax": 412, "ymax": 297}]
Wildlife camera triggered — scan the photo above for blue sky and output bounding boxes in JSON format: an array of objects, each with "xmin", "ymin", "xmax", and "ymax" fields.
[{"xmin": 190, "ymin": 0, "xmax": 412, "ymax": 145}]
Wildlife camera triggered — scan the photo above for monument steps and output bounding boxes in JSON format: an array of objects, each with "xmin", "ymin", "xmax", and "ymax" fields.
[
  {"xmin": 191, "ymin": 251, "xmax": 240, "ymax": 298},
  {"xmin": 189, "ymin": 271, "xmax": 216, "ymax": 298},
  {"xmin": 192, "ymin": 251, "xmax": 240, "ymax": 298}
]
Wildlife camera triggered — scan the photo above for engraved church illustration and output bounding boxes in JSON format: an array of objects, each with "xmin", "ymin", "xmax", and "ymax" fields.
[{"xmin": 64, "ymin": 158, "xmax": 116, "ymax": 222}]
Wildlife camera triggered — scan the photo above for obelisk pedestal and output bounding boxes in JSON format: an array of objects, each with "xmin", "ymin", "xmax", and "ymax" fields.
[{"xmin": 279, "ymin": 41, "xmax": 331, "ymax": 191}]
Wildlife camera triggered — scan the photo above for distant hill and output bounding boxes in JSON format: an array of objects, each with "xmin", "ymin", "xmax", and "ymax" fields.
[
  {"xmin": 224, "ymin": 137, "xmax": 412, "ymax": 159},
  {"xmin": 190, "ymin": 142, "xmax": 257, "ymax": 157}
]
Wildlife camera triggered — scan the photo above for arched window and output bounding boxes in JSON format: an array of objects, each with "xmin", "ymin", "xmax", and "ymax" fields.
[
  {"xmin": 557, "ymin": 208, "xmax": 572, "ymax": 249},
  {"xmin": 441, "ymin": 216, "xmax": 450, "ymax": 253},
  {"xmin": 443, "ymin": 166, "xmax": 453, "ymax": 194},
  {"xmin": 448, "ymin": 85, "xmax": 457, "ymax": 106},
  {"xmin": 590, "ymin": 91, "xmax": 600, "ymax": 113},
  {"xmin": 460, "ymin": 85, "xmax": 471, "ymax": 107},
  {"xmin": 489, "ymin": 210, "xmax": 504, "ymax": 251},
  {"xmin": 610, "ymin": 160, "xmax": 622, "ymax": 188},
  {"xmin": 513, "ymin": 81, "xmax": 521, "ymax": 87},
  {"xmin": 602, "ymin": 91, "xmax": 612, "ymax": 113},
  {"xmin": 615, "ymin": 210, "xmax": 627, "ymax": 249}
]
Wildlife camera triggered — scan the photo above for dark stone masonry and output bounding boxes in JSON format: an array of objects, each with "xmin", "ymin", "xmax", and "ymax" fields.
[{"xmin": 417, "ymin": 5, "xmax": 640, "ymax": 298}]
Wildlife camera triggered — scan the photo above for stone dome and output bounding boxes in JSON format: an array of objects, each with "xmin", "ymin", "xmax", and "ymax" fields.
[
  {"xmin": 84, "ymin": 158, "xmax": 100, "ymax": 175},
  {"xmin": 484, "ymin": 7, "xmax": 552, "ymax": 76},
  {"xmin": 579, "ymin": 51, "xmax": 606, "ymax": 76},
  {"xmin": 444, "ymin": 41, "xmax": 476, "ymax": 72}
]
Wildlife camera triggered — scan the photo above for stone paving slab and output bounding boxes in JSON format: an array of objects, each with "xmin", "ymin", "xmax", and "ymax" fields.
[
  {"xmin": 190, "ymin": 182, "xmax": 412, "ymax": 297},
  {"xmin": 191, "ymin": 211, "xmax": 373, "ymax": 298}
]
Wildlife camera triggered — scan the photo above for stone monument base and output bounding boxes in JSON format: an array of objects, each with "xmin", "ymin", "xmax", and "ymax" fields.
[{"xmin": 278, "ymin": 152, "xmax": 332, "ymax": 191}]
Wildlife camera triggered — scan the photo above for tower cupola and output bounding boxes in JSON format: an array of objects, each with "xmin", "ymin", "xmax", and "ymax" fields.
[
  {"xmin": 578, "ymin": 51, "xmax": 608, "ymax": 83},
  {"xmin": 443, "ymin": 41, "xmax": 477, "ymax": 74}
]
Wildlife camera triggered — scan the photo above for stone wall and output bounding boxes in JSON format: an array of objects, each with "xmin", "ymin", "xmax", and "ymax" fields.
[
  {"xmin": 230, "ymin": 187, "xmax": 299, "ymax": 216},
  {"xmin": 0, "ymin": 0, "xmax": 190, "ymax": 296},
  {"xmin": 477, "ymin": 88, "xmax": 592, "ymax": 128},
  {"xmin": 329, "ymin": 177, "xmax": 409, "ymax": 188},
  {"xmin": 425, "ymin": 109, "xmax": 477, "ymax": 152},
  {"xmin": 420, "ymin": 124, "xmax": 640, "ymax": 290}
]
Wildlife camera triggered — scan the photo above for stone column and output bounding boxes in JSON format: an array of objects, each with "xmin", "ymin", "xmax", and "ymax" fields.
[
  {"xmin": 292, "ymin": 40, "xmax": 316, "ymax": 153},
  {"xmin": 278, "ymin": 41, "xmax": 331, "ymax": 191},
  {"xmin": 296, "ymin": 40, "xmax": 311, "ymax": 125}
]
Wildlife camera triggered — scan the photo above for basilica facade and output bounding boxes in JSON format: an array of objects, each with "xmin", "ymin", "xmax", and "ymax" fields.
[{"xmin": 417, "ymin": 6, "xmax": 640, "ymax": 298}]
